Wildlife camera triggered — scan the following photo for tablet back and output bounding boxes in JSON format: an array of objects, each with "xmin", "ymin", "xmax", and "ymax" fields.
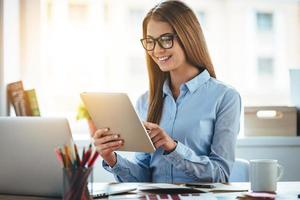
[{"xmin": 80, "ymin": 92, "xmax": 155, "ymax": 152}]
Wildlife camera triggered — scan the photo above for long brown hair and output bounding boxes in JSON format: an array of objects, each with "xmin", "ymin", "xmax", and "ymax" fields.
[{"xmin": 143, "ymin": 0, "xmax": 216, "ymax": 124}]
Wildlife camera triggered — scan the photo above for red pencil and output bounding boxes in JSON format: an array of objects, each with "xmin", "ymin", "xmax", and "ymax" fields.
[
  {"xmin": 88, "ymin": 151, "xmax": 99, "ymax": 167},
  {"xmin": 81, "ymin": 149, "xmax": 92, "ymax": 167},
  {"xmin": 54, "ymin": 148, "xmax": 64, "ymax": 167},
  {"xmin": 81, "ymin": 145, "xmax": 92, "ymax": 167}
]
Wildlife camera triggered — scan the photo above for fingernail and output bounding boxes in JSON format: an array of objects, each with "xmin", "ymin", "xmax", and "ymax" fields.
[
  {"xmin": 114, "ymin": 135, "xmax": 118, "ymax": 139},
  {"xmin": 119, "ymin": 140, "xmax": 122, "ymax": 144}
]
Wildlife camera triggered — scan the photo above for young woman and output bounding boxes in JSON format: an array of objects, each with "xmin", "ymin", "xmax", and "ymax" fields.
[{"xmin": 93, "ymin": 0, "xmax": 241, "ymax": 183}]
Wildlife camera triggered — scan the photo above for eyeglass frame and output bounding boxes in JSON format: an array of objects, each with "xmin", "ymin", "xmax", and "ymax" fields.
[{"xmin": 140, "ymin": 33, "xmax": 178, "ymax": 51}]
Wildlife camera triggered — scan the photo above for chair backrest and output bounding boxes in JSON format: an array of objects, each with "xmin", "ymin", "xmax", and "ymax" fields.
[{"xmin": 229, "ymin": 158, "xmax": 250, "ymax": 182}]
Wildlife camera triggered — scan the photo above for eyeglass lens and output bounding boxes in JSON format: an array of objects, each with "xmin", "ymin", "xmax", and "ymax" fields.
[{"xmin": 142, "ymin": 34, "xmax": 175, "ymax": 51}]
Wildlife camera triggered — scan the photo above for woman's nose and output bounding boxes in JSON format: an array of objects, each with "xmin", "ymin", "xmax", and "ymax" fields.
[{"xmin": 153, "ymin": 42, "xmax": 165, "ymax": 54}]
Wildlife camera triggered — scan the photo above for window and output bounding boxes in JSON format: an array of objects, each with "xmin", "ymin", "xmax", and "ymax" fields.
[
  {"xmin": 128, "ymin": 8, "xmax": 144, "ymax": 25},
  {"xmin": 196, "ymin": 11, "xmax": 206, "ymax": 26},
  {"xmin": 2, "ymin": 0, "xmax": 298, "ymax": 133},
  {"xmin": 257, "ymin": 57, "xmax": 274, "ymax": 77},
  {"xmin": 0, "ymin": 0, "xmax": 4, "ymax": 115},
  {"xmin": 256, "ymin": 12, "xmax": 273, "ymax": 32}
]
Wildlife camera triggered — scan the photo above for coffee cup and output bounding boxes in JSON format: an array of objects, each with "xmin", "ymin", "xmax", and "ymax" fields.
[{"xmin": 250, "ymin": 159, "xmax": 284, "ymax": 192}]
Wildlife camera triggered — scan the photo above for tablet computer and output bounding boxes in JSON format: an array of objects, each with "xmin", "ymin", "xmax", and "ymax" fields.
[{"xmin": 80, "ymin": 92, "xmax": 155, "ymax": 153}]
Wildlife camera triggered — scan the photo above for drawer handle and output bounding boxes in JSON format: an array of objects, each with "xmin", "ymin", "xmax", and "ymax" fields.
[{"xmin": 256, "ymin": 110, "xmax": 283, "ymax": 119}]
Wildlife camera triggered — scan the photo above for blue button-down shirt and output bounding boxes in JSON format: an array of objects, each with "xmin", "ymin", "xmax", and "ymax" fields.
[{"xmin": 103, "ymin": 70, "xmax": 241, "ymax": 183}]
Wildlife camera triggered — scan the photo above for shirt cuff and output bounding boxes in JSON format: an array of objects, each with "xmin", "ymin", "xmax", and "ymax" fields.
[
  {"xmin": 163, "ymin": 141, "xmax": 191, "ymax": 163},
  {"xmin": 102, "ymin": 153, "xmax": 130, "ymax": 176}
]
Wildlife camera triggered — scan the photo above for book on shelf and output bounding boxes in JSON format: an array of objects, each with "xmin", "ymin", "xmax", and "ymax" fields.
[
  {"xmin": 7, "ymin": 81, "xmax": 41, "ymax": 116},
  {"xmin": 7, "ymin": 81, "xmax": 32, "ymax": 116},
  {"xmin": 25, "ymin": 89, "xmax": 41, "ymax": 116}
]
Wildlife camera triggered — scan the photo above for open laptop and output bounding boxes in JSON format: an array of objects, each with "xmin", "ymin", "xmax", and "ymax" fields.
[{"xmin": 0, "ymin": 117, "xmax": 73, "ymax": 197}]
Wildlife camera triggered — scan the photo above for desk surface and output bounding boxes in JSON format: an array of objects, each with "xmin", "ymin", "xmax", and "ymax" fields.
[{"xmin": 0, "ymin": 182, "xmax": 299, "ymax": 200}]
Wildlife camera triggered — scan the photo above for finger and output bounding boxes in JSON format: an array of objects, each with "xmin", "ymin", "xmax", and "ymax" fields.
[
  {"xmin": 99, "ymin": 143, "xmax": 123, "ymax": 155},
  {"xmin": 99, "ymin": 140, "xmax": 123, "ymax": 151},
  {"xmin": 100, "ymin": 144, "xmax": 124, "ymax": 155},
  {"xmin": 97, "ymin": 141, "xmax": 122, "ymax": 152},
  {"xmin": 143, "ymin": 121, "xmax": 159, "ymax": 130},
  {"xmin": 94, "ymin": 134, "xmax": 120, "ymax": 146},
  {"xmin": 148, "ymin": 128, "xmax": 160, "ymax": 139},
  {"xmin": 151, "ymin": 134, "xmax": 163, "ymax": 144},
  {"xmin": 93, "ymin": 128, "xmax": 110, "ymax": 139},
  {"xmin": 154, "ymin": 139, "xmax": 167, "ymax": 149},
  {"xmin": 97, "ymin": 133, "xmax": 120, "ymax": 144}
]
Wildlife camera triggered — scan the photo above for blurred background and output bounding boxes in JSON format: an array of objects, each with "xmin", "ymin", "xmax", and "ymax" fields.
[{"xmin": 1, "ymin": 0, "xmax": 300, "ymax": 181}]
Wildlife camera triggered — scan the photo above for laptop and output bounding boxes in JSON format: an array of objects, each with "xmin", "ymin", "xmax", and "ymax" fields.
[{"xmin": 0, "ymin": 117, "xmax": 73, "ymax": 197}]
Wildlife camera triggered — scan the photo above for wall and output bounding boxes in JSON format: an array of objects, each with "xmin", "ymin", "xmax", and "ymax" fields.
[
  {"xmin": 236, "ymin": 137, "xmax": 300, "ymax": 181},
  {"xmin": 0, "ymin": 0, "xmax": 21, "ymax": 116},
  {"xmin": 0, "ymin": 0, "xmax": 5, "ymax": 116}
]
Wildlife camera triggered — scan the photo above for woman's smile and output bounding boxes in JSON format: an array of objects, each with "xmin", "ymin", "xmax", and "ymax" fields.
[{"xmin": 156, "ymin": 55, "xmax": 172, "ymax": 63}]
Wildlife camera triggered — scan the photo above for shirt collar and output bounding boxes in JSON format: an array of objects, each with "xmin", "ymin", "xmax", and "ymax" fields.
[
  {"xmin": 163, "ymin": 69, "xmax": 211, "ymax": 96},
  {"xmin": 185, "ymin": 69, "xmax": 211, "ymax": 93}
]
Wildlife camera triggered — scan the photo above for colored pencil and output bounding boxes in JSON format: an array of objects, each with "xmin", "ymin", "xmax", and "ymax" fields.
[
  {"xmin": 88, "ymin": 151, "xmax": 99, "ymax": 167},
  {"xmin": 74, "ymin": 144, "xmax": 81, "ymax": 167}
]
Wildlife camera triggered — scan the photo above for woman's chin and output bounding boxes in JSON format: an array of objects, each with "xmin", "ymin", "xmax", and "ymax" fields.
[{"xmin": 158, "ymin": 64, "xmax": 174, "ymax": 72}]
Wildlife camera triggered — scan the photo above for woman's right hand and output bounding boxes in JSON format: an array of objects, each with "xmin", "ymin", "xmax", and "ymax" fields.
[{"xmin": 93, "ymin": 128, "xmax": 124, "ymax": 167}]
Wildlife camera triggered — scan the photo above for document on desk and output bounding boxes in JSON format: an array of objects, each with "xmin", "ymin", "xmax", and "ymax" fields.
[
  {"xmin": 180, "ymin": 193, "xmax": 217, "ymax": 200},
  {"xmin": 138, "ymin": 183, "xmax": 206, "ymax": 193},
  {"xmin": 138, "ymin": 183, "xmax": 248, "ymax": 193},
  {"xmin": 108, "ymin": 193, "xmax": 217, "ymax": 200},
  {"xmin": 188, "ymin": 183, "xmax": 249, "ymax": 193}
]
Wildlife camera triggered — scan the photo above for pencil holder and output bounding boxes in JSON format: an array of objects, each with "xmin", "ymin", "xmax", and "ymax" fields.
[{"xmin": 63, "ymin": 167, "xmax": 93, "ymax": 200}]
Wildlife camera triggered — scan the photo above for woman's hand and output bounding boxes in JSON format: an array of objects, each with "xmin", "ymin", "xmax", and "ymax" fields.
[
  {"xmin": 93, "ymin": 128, "xmax": 124, "ymax": 167},
  {"xmin": 143, "ymin": 122, "xmax": 177, "ymax": 152}
]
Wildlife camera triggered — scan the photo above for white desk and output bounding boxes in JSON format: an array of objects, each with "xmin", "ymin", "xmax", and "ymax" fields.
[{"xmin": 0, "ymin": 182, "xmax": 299, "ymax": 200}]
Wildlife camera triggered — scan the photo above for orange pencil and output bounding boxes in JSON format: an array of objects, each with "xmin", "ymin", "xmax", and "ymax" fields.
[
  {"xmin": 64, "ymin": 145, "xmax": 72, "ymax": 168},
  {"xmin": 59, "ymin": 148, "xmax": 66, "ymax": 168}
]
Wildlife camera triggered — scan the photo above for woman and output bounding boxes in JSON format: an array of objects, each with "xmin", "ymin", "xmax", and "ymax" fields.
[{"xmin": 93, "ymin": 0, "xmax": 241, "ymax": 183}]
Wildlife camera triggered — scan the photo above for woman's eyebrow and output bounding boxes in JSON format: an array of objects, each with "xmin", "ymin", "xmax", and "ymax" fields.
[{"xmin": 146, "ymin": 32, "xmax": 174, "ymax": 38}]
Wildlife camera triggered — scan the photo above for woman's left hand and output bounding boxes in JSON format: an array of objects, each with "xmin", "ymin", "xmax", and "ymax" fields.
[{"xmin": 143, "ymin": 121, "xmax": 177, "ymax": 152}]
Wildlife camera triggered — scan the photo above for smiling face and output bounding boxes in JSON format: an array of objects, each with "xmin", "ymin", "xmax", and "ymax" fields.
[{"xmin": 146, "ymin": 19, "xmax": 188, "ymax": 72}]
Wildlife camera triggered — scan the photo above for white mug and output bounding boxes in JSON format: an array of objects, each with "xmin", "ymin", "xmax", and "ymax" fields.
[{"xmin": 250, "ymin": 159, "xmax": 284, "ymax": 192}]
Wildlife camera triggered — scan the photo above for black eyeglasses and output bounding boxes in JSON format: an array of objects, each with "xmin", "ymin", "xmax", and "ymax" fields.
[{"xmin": 140, "ymin": 33, "xmax": 177, "ymax": 51}]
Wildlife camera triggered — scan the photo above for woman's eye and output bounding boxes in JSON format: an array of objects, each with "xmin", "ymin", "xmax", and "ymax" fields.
[
  {"xmin": 161, "ymin": 36, "xmax": 172, "ymax": 42},
  {"xmin": 146, "ymin": 39, "xmax": 154, "ymax": 44}
]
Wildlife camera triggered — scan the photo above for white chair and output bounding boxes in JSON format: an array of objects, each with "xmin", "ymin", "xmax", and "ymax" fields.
[{"xmin": 229, "ymin": 158, "xmax": 250, "ymax": 182}]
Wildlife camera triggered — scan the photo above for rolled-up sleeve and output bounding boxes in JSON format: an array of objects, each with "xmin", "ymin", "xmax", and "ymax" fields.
[
  {"xmin": 102, "ymin": 152, "xmax": 151, "ymax": 182},
  {"xmin": 163, "ymin": 88, "xmax": 241, "ymax": 182}
]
